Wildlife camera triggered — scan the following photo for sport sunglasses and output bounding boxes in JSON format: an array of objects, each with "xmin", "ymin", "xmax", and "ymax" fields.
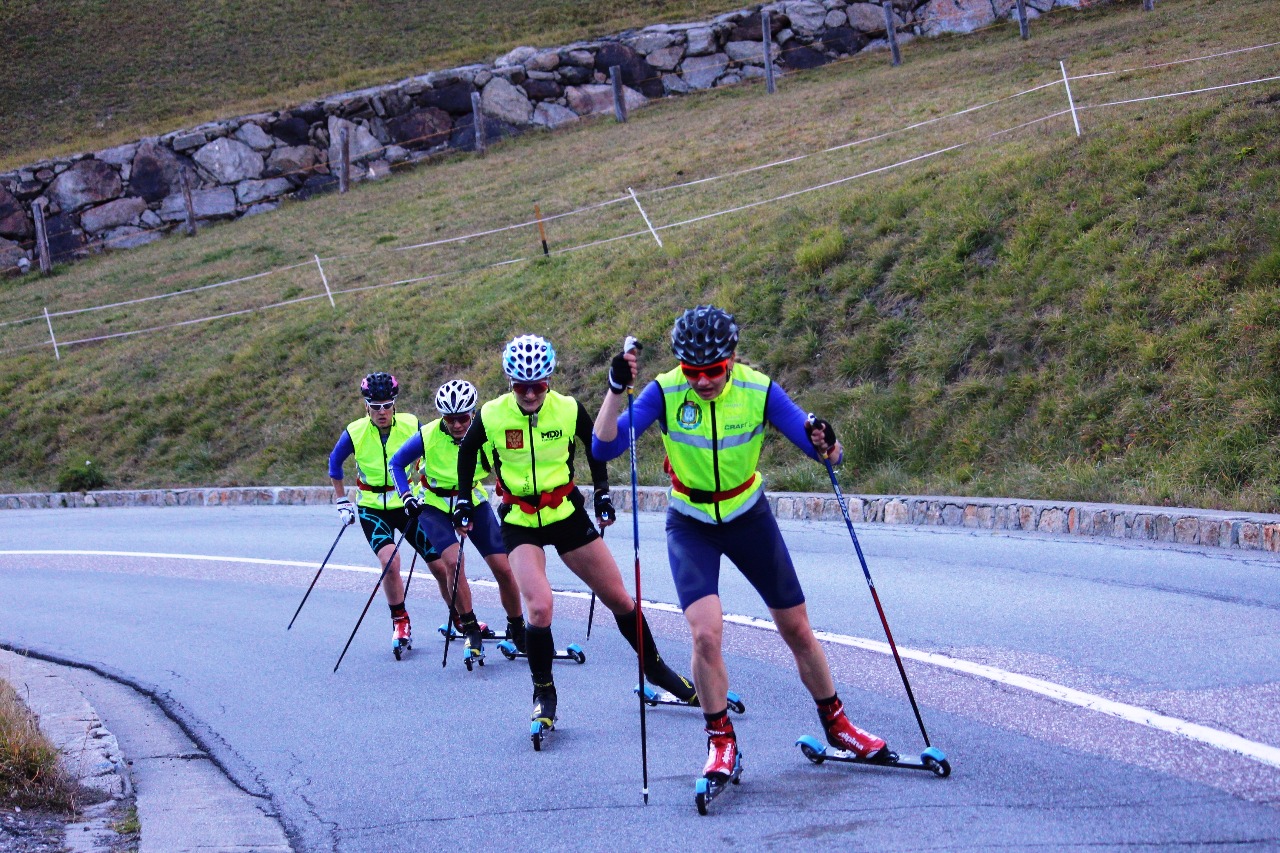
[
  {"xmin": 511, "ymin": 380, "xmax": 550, "ymax": 395},
  {"xmin": 443, "ymin": 413, "xmax": 473, "ymax": 425},
  {"xmin": 680, "ymin": 358, "xmax": 731, "ymax": 381},
  {"xmin": 365, "ymin": 400, "xmax": 396, "ymax": 411}
]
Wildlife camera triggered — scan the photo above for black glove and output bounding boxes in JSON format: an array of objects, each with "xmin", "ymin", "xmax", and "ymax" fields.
[
  {"xmin": 594, "ymin": 490, "xmax": 615, "ymax": 525},
  {"xmin": 807, "ymin": 414, "xmax": 837, "ymax": 447},
  {"xmin": 402, "ymin": 494, "xmax": 423, "ymax": 519},
  {"xmin": 607, "ymin": 353, "xmax": 632, "ymax": 393},
  {"xmin": 452, "ymin": 499, "xmax": 474, "ymax": 531}
]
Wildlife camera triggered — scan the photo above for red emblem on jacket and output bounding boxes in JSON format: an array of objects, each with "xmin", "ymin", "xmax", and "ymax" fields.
[{"xmin": 506, "ymin": 429, "xmax": 524, "ymax": 449}]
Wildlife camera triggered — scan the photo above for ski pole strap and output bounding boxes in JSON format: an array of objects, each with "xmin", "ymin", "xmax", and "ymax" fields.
[
  {"xmin": 500, "ymin": 480, "xmax": 577, "ymax": 514},
  {"xmin": 665, "ymin": 461, "xmax": 757, "ymax": 505}
]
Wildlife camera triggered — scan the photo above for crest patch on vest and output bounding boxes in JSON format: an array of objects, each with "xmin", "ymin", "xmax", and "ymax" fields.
[
  {"xmin": 676, "ymin": 401, "xmax": 702, "ymax": 430},
  {"xmin": 505, "ymin": 429, "xmax": 524, "ymax": 449}
]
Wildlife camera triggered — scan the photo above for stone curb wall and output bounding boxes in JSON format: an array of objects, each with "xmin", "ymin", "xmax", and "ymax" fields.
[
  {"xmin": 4, "ymin": 484, "xmax": 1278, "ymax": 553},
  {"xmin": 0, "ymin": 0, "xmax": 1090, "ymax": 273}
]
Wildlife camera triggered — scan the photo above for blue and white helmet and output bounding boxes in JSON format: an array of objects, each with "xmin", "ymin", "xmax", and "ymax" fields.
[
  {"xmin": 435, "ymin": 380, "xmax": 478, "ymax": 415},
  {"xmin": 502, "ymin": 334, "xmax": 556, "ymax": 383}
]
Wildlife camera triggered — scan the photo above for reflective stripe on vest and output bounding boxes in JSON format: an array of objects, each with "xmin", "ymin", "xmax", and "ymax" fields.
[
  {"xmin": 658, "ymin": 363, "xmax": 770, "ymax": 524},
  {"xmin": 479, "ymin": 390, "xmax": 579, "ymax": 528},
  {"xmin": 346, "ymin": 413, "xmax": 420, "ymax": 510},
  {"xmin": 417, "ymin": 418, "xmax": 487, "ymax": 513}
]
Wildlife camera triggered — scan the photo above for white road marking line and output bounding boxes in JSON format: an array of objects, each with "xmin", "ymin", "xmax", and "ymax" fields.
[{"xmin": 6, "ymin": 548, "xmax": 1280, "ymax": 769}]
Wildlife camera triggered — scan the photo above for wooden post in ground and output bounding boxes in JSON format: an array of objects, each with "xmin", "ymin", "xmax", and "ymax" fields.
[
  {"xmin": 338, "ymin": 128, "xmax": 350, "ymax": 192},
  {"xmin": 610, "ymin": 66, "xmax": 628, "ymax": 122},
  {"xmin": 762, "ymin": 10, "xmax": 776, "ymax": 93},
  {"xmin": 1015, "ymin": 0, "xmax": 1030, "ymax": 39},
  {"xmin": 181, "ymin": 172, "xmax": 197, "ymax": 236},
  {"xmin": 883, "ymin": 3, "xmax": 902, "ymax": 66},
  {"xmin": 31, "ymin": 198, "xmax": 52, "ymax": 274},
  {"xmin": 471, "ymin": 92, "xmax": 486, "ymax": 154}
]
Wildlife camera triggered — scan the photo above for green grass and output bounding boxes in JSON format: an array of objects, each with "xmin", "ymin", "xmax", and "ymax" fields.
[
  {"xmin": 0, "ymin": 0, "xmax": 743, "ymax": 168},
  {"xmin": 0, "ymin": 679, "xmax": 77, "ymax": 812},
  {"xmin": 1, "ymin": 0, "xmax": 1279, "ymax": 512}
]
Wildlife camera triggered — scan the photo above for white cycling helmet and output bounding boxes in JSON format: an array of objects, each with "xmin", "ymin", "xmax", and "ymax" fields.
[
  {"xmin": 435, "ymin": 380, "xmax": 478, "ymax": 415},
  {"xmin": 502, "ymin": 334, "xmax": 556, "ymax": 383}
]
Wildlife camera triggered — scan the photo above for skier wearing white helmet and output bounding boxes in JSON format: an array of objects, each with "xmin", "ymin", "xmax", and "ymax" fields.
[
  {"xmin": 454, "ymin": 334, "xmax": 697, "ymax": 741},
  {"xmin": 390, "ymin": 380, "xmax": 527, "ymax": 661}
]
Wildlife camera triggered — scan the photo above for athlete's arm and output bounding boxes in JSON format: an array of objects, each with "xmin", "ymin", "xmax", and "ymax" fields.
[
  {"xmin": 576, "ymin": 401, "xmax": 610, "ymax": 491},
  {"xmin": 591, "ymin": 380, "xmax": 663, "ymax": 461},
  {"xmin": 328, "ymin": 431, "xmax": 354, "ymax": 499},
  {"xmin": 766, "ymin": 384, "xmax": 844, "ymax": 465},
  {"xmin": 456, "ymin": 412, "xmax": 489, "ymax": 496},
  {"xmin": 388, "ymin": 432, "xmax": 425, "ymax": 497}
]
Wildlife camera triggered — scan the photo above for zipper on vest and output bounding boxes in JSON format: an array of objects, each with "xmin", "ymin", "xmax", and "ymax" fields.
[
  {"xmin": 710, "ymin": 401, "xmax": 722, "ymax": 523},
  {"xmin": 528, "ymin": 413, "xmax": 541, "ymax": 528}
]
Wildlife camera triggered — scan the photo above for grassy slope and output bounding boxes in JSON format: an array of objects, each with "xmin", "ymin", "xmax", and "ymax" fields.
[
  {"xmin": 0, "ymin": 0, "xmax": 740, "ymax": 168},
  {"xmin": 1, "ymin": 0, "xmax": 1278, "ymax": 510}
]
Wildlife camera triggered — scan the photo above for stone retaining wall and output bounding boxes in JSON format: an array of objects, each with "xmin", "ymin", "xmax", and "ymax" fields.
[
  {"xmin": 0, "ymin": 0, "xmax": 1091, "ymax": 273},
  {"xmin": 4, "ymin": 484, "xmax": 1278, "ymax": 553}
]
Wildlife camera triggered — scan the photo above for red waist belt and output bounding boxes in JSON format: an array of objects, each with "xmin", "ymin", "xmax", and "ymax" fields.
[
  {"xmin": 356, "ymin": 480, "xmax": 394, "ymax": 493},
  {"xmin": 417, "ymin": 476, "xmax": 460, "ymax": 498},
  {"xmin": 666, "ymin": 459, "xmax": 757, "ymax": 504},
  {"xmin": 500, "ymin": 480, "xmax": 577, "ymax": 514}
]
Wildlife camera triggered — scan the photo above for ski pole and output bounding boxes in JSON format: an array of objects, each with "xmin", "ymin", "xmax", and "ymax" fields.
[
  {"xmin": 818, "ymin": 450, "xmax": 933, "ymax": 747},
  {"xmin": 586, "ymin": 534, "xmax": 598, "ymax": 639},
  {"xmin": 442, "ymin": 532, "xmax": 468, "ymax": 668},
  {"xmin": 334, "ymin": 530, "xmax": 406, "ymax": 673},
  {"xmin": 624, "ymin": 335, "xmax": 649, "ymax": 805},
  {"xmin": 287, "ymin": 522, "xmax": 348, "ymax": 630}
]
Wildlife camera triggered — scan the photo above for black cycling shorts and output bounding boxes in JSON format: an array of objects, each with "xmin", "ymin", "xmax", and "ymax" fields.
[{"xmin": 358, "ymin": 505, "xmax": 439, "ymax": 562}]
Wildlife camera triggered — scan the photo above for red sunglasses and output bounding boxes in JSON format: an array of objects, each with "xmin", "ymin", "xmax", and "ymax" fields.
[
  {"xmin": 512, "ymin": 381, "xmax": 549, "ymax": 395},
  {"xmin": 680, "ymin": 358, "xmax": 731, "ymax": 381}
]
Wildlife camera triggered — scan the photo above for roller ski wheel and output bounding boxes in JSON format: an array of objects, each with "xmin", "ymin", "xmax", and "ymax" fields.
[
  {"xmin": 530, "ymin": 688, "xmax": 557, "ymax": 751},
  {"xmin": 634, "ymin": 685, "xmax": 744, "ymax": 714},
  {"xmin": 462, "ymin": 646, "xmax": 485, "ymax": 671},
  {"xmin": 530, "ymin": 718, "xmax": 554, "ymax": 751},
  {"xmin": 694, "ymin": 752, "xmax": 743, "ymax": 815},
  {"xmin": 795, "ymin": 735, "xmax": 950, "ymax": 778},
  {"xmin": 391, "ymin": 616, "xmax": 412, "ymax": 661},
  {"xmin": 393, "ymin": 637, "xmax": 411, "ymax": 661},
  {"xmin": 496, "ymin": 641, "xmax": 586, "ymax": 664}
]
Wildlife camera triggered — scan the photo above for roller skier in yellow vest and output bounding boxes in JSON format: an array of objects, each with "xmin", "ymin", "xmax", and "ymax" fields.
[{"xmin": 592, "ymin": 306, "xmax": 892, "ymax": 786}]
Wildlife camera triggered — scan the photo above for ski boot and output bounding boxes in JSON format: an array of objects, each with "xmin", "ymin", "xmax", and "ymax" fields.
[
  {"xmin": 530, "ymin": 682, "xmax": 557, "ymax": 751},
  {"xmin": 461, "ymin": 620, "xmax": 485, "ymax": 672},
  {"xmin": 647, "ymin": 663, "xmax": 698, "ymax": 705},
  {"xmin": 507, "ymin": 616, "xmax": 527, "ymax": 654},
  {"xmin": 392, "ymin": 613, "xmax": 412, "ymax": 661},
  {"xmin": 821, "ymin": 698, "xmax": 891, "ymax": 763},
  {"xmin": 695, "ymin": 716, "xmax": 742, "ymax": 815},
  {"xmin": 636, "ymin": 685, "xmax": 745, "ymax": 714}
]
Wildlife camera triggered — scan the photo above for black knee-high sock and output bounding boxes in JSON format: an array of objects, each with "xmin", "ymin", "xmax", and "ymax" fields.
[
  {"xmin": 613, "ymin": 607, "xmax": 661, "ymax": 670},
  {"xmin": 525, "ymin": 623, "xmax": 555, "ymax": 686}
]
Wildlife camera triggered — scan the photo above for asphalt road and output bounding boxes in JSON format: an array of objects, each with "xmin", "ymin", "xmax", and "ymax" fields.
[{"xmin": 1, "ymin": 506, "xmax": 1278, "ymax": 851}]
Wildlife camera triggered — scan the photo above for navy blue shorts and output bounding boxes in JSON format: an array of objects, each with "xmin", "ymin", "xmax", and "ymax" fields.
[
  {"xmin": 416, "ymin": 502, "xmax": 505, "ymax": 558},
  {"xmin": 358, "ymin": 505, "xmax": 439, "ymax": 562},
  {"xmin": 665, "ymin": 496, "xmax": 805, "ymax": 611}
]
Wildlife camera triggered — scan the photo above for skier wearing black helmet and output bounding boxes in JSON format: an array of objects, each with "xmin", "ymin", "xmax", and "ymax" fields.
[
  {"xmin": 328, "ymin": 372, "xmax": 439, "ymax": 660},
  {"xmin": 593, "ymin": 306, "xmax": 892, "ymax": 788}
]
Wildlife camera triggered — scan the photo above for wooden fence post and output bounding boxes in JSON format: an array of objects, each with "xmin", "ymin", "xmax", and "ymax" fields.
[
  {"xmin": 31, "ymin": 198, "xmax": 52, "ymax": 274},
  {"xmin": 338, "ymin": 128, "xmax": 350, "ymax": 192},
  {"xmin": 883, "ymin": 3, "xmax": 902, "ymax": 66},
  {"xmin": 762, "ymin": 10, "xmax": 776, "ymax": 94},
  {"xmin": 1015, "ymin": 0, "xmax": 1030, "ymax": 39},
  {"xmin": 471, "ymin": 92, "xmax": 486, "ymax": 154},
  {"xmin": 181, "ymin": 171, "xmax": 197, "ymax": 236},
  {"xmin": 610, "ymin": 66, "xmax": 628, "ymax": 122}
]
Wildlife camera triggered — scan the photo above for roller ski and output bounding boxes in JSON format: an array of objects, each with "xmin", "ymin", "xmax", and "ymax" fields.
[
  {"xmin": 391, "ymin": 613, "xmax": 412, "ymax": 661},
  {"xmin": 497, "ymin": 641, "xmax": 585, "ymax": 664},
  {"xmin": 462, "ymin": 626, "xmax": 485, "ymax": 671},
  {"xmin": 695, "ymin": 718, "xmax": 742, "ymax": 815},
  {"xmin": 635, "ymin": 685, "xmax": 745, "ymax": 714},
  {"xmin": 795, "ymin": 736, "xmax": 950, "ymax": 777},
  {"xmin": 437, "ymin": 621, "xmax": 499, "ymax": 642},
  {"xmin": 530, "ymin": 684, "xmax": 557, "ymax": 751}
]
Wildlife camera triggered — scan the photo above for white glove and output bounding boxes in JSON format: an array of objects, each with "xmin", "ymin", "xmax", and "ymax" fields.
[{"xmin": 336, "ymin": 497, "xmax": 356, "ymax": 526}]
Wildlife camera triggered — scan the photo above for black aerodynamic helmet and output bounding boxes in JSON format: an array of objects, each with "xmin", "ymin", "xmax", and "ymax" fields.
[
  {"xmin": 671, "ymin": 305, "xmax": 739, "ymax": 366},
  {"xmin": 360, "ymin": 372, "xmax": 399, "ymax": 402}
]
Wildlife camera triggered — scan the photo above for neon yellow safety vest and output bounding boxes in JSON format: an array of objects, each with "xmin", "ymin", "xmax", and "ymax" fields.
[
  {"xmin": 416, "ymin": 418, "xmax": 488, "ymax": 513},
  {"xmin": 479, "ymin": 390, "xmax": 580, "ymax": 528},
  {"xmin": 345, "ymin": 413, "xmax": 420, "ymax": 510},
  {"xmin": 657, "ymin": 363, "xmax": 770, "ymax": 524}
]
